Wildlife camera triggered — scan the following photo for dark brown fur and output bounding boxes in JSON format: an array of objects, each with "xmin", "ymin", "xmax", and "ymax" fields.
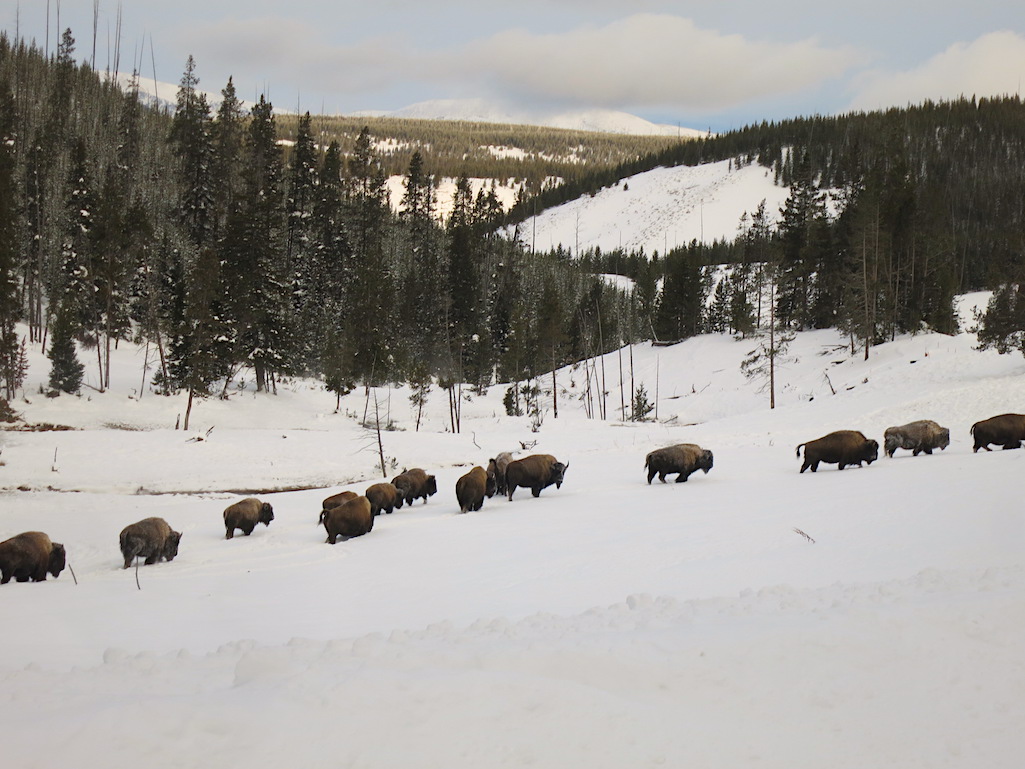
[
  {"xmin": 505, "ymin": 453, "xmax": 568, "ymax": 500},
  {"xmin": 391, "ymin": 468, "xmax": 438, "ymax": 506},
  {"xmin": 366, "ymin": 482, "xmax": 401, "ymax": 516},
  {"xmin": 0, "ymin": 531, "xmax": 66, "ymax": 584},
  {"xmin": 884, "ymin": 420, "xmax": 950, "ymax": 457},
  {"xmin": 119, "ymin": 517, "xmax": 182, "ymax": 569},
  {"xmin": 320, "ymin": 490, "xmax": 358, "ymax": 524},
  {"xmin": 796, "ymin": 430, "xmax": 879, "ymax": 473},
  {"xmin": 223, "ymin": 497, "xmax": 275, "ymax": 539},
  {"xmin": 322, "ymin": 495, "xmax": 374, "ymax": 544},
  {"xmin": 971, "ymin": 413, "xmax": 1025, "ymax": 452},
  {"xmin": 644, "ymin": 443, "xmax": 714, "ymax": 484},
  {"xmin": 456, "ymin": 466, "xmax": 496, "ymax": 513}
]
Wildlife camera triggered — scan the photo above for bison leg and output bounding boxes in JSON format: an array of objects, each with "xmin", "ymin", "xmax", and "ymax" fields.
[
  {"xmin": 225, "ymin": 528, "xmax": 234, "ymax": 539},
  {"xmin": 531, "ymin": 486, "xmax": 542, "ymax": 497},
  {"xmin": 1003, "ymin": 442, "xmax": 1021, "ymax": 450},
  {"xmin": 507, "ymin": 487, "xmax": 516, "ymax": 501},
  {"xmin": 646, "ymin": 467, "xmax": 656, "ymax": 484},
  {"xmin": 0, "ymin": 569, "xmax": 10, "ymax": 584},
  {"xmin": 144, "ymin": 553, "xmax": 158, "ymax": 565},
  {"xmin": 15, "ymin": 570, "xmax": 31, "ymax": 582},
  {"xmin": 675, "ymin": 470, "xmax": 691, "ymax": 483}
]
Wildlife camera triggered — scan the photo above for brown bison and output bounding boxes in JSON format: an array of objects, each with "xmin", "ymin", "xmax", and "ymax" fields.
[
  {"xmin": 456, "ymin": 466, "xmax": 497, "ymax": 513},
  {"xmin": 488, "ymin": 451, "xmax": 514, "ymax": 496},
  {"xmin": 796, "ymin": 430, "xmax": 879, "ymax": 473},
  {"xmin": 322, "ymin": 495, "xmax": 374, "ymax": 544},
  {"xmin": 391, "ymin": 468, "xmax": 438, "ymax": 507},
  {"xmin": 884, "ymin": 420, "xmax": 951, "ymax": 458},
  {"xmin": 366, "ymin": 482, "xmax": 401, "ymax": 516},
  {"xmin": 119, "ymin": 517, "xmax": 182, "ymax": 569},
  {"xmin": 505, "ymin": 453, "xmax": 568, "ymax": 500},
  {"xmin": 319, "ymin": 490, "xmax": 358, "ymax": 524},
  {"xmin": 644, "ymin": 443, "xmax": 714, "ymax": 484},
  {"xmin": 0, "ymin": 531, "xmax": 66, "ymax": 584},
  {"xmin": 971, "ymin": 413, "xmax": 1025, "ymax": 452},
  {"xmin": 223, "ymin": 497, "xmax": 275, "ymax": 539}
]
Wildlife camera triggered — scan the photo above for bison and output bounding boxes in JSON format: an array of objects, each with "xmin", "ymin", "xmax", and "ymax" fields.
[
  {"xmin": 456, "ymin": 466, "xmax": 497, "ymax": 513},
  {"xmin": 883, "ymin": 420, "xmax": 950, "ymax": 458},
  {"xmin": 119, "ymin": 517, "xmax": 182, "ymax": 569},
  {"xmin": 366, "ymin": 482, "xmax": 401, "ymax": 516},
  {"xmin": 796, "ymin": 430, "xmax": 879, "ymax": 473},
  {"xmin": 223, "ymin": 497, "xmax": 275, "ymax": 539},
  {"xmin": 505, "ymin": 453, "xmax": 568, "ymax": 500},
  {"xmin": 488, "ymin": 451, "xmax": 514, "ymax": 496},
  {"xmin": 971, "ymin": 413, "xmax": 1025, "ymax": 452},
  {"xmin": 322, "ymin": 495, "xmax": 374, "ymax": 544},
  {"xmin": 644, "ymin": 443, "xmax": 714, "ymax": 484},
  {"xmin": 319, "ymin": 490, "xmax": 358, "ymax": 524},
  {"xmin": 391, "ymin": 468, "xmax": 438, "ymax": 507},
  {"xmin": 0, "ymin": 531, "xmax": 66, "ymax": 584}
]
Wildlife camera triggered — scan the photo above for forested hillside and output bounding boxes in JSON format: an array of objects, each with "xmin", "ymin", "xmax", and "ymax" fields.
[
  {"xmin": 0, "ymin": 32, "xmax": 645, "ymax": 420},
  {"xmin": 520, "ymin": 96, "xmax": 1025, "ymax": 359}
]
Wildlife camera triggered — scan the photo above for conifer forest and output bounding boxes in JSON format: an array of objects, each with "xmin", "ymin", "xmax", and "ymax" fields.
[{"xmin": 2, "ymin": 28, "xmax": 1025, "ymax": 414}]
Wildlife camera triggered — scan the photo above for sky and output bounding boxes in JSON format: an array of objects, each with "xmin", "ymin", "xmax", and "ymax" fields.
[{"xmin": 5, "ymin": 1, "xmax": 1025, "ymax": 132}]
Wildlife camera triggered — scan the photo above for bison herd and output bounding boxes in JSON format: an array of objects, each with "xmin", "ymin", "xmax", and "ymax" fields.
[{"xmin": 2, "ymin": 411, "xmax": 1023, "ymax": 584}]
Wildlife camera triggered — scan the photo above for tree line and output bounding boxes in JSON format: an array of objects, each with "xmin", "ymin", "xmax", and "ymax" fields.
[{"xmin": 0, "ymin": 32, "xmax": 639, "ymax": 425}]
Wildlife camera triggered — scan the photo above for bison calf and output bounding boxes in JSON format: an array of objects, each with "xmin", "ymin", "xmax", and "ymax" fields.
[
  {"xmin": 884, "ymin": 419, "xmax": 950, "ymax": 458},
  {"xmin": 644, "ymin": 443, "xmax": 714, "ymax": 484},
  {"xmin": 0, "ymin": 531, "xmax": 66, "ymax": 584},
  {"xmin": 391, "ymin": 468, "xmax": 438, "ymax": 507},
  {"xmin": 456, "ymin": 466, "xmax": 497, "ymax": 513},
  {"xmin": 322, "ymin": 495, "xmax": 374, "ymax": 544},
  {"xmin": 505, "ymin": 454, "xmax": 568, "ymax": 500},
  {"xmin": 223, "ymin": 497, "xmax": 274, "ymax": 539},
  {"xmin": 119, "ymin": 517, "xmax": 182, "ymax": 569},
  {"xmin": 971, "ymin": 413, "xmax": 1025, "ymax": 452},
  {"xmin": 796, "ymin": 430, "xmax": 879, "ymax": 473}
]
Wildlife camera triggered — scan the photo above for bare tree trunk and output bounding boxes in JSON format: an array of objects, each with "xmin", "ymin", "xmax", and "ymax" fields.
[
  {"xmin": 184, "ymin": 387, "xmax": 195, "ymax": 431},
  {"xmin": 617, "ymin": 345, "xmax": 625, "ymax": 421},
  {"xmin": 374, "ymin": 392, "xmax": 387, "ymax": 478}
]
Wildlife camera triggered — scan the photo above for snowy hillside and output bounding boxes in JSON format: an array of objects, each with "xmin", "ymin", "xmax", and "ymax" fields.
[
  {"xmin": 376, "ymin": 98, "xmax": 704, "ymax": 137},
  {"xmin": 2, "ymin": 296, "xmax": 1025, "ymax": 768},
  {"xmin": 511, "ymin": 158, "xmax": 791, "ymax": 255}
]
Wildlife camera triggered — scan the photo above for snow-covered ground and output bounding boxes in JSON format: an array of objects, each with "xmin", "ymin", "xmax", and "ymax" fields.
[
  {"xmin": 511, "ymin": 157, "xmax": 791, "ymax": 256},
  {"xmin": 2, "ymin": 294, "xmax": 1024, "ymax": 768}
]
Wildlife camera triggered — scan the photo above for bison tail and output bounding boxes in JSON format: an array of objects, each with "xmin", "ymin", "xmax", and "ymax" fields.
[{"xmin": 795, "ymin": 443, "xmax": 805, "ymax": 458}]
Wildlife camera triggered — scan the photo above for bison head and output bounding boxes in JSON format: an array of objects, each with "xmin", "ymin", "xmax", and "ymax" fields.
[
  {"xmin": 48, "ymin": 542, "xmax": 67, "ymax": 578},
  {"xmin": 551, "ymin": 462, "xmax": 568, "ymax": 489},
  {"xmin": 699, "ymin": 450, "xmax": 714, "ymax": 473},
  {"xmin": 425, "ymin": 475, "xmax": 438, "ymax": 497},
  {"xmin": 938, "ymin": 428, "xmax": 951, "ymax": 450},
  {"xmin": 864, "ymin": 439, "xmax": 879, "ymax": 464},
  {"xmin": 164, "ymin": 531, "xmax": 182, "ymax": 562},
  {"xmin": 260, "ymin": 503, "xmax": 275, "ymax": 525},
  {"xmin": 485, "ymin": 472, "xmax": 497, "ymax": 498}
]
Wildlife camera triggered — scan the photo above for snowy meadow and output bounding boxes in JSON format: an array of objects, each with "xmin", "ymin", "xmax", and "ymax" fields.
[{"xmin": 1, "ymin": 292, "xmax": 1024, "ymax": 768}]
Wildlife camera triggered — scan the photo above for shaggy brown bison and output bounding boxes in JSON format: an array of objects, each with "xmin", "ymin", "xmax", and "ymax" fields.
[
  {"xmin": 644, "ymin": 443, "xmax": 714, "ymax": 484},
  {"xmin": 505, "ymin": 453, "xmax": 568, "ymax": 500},
  {"xmin": 319, "ymin": 490, "xmax": 358, "ymax": 524},
  {"xmin": 0, "ymin": 531, "xmax": 66, "ymax": 584},
  {"xmin": 971, "ymin": 413, "xmax": 1025, "ymax": 452},
  {"xmin": 796, "ymin": 430, "xmax": 879, "ymax": 473},
  {"xmin": 488, "ymin": 451, "xmax": 514, "ymax": 496},
  {"xmin": 366, "ymin": 482, "xmax": 401, "ymax": 516},
  {"xmin": 391, "ymin": 468, "xmax": 438, "ymax": 506},
  {"xmin": 322, "ymin": 495, "xmax": 374, "ymax": 544},
  {"xmin": 884, "ymin": 420, "xmax": 950, "ymax": 458},
  {"xmin": 223, "ymin": 497, "xmax": 275, "ymax": 539},
  {"xmin": 119, "ymin": 517, "xmax": 182, "ymax": 569},
  {"xmin": 456, "ymin": 466, "xmax": 497, "ymax": 513}
]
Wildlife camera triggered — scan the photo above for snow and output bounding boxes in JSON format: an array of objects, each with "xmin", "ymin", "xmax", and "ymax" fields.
[
  {"xmin": 386, "ymin": 175, "xmax": 520, "ymax": 221},
  {"xmin": 2, "ymin": 294, "xmax": 1024, "ymax": 768},
  {"xmin": 512, "ymin": 158, "xmax": 791, "ymax": 255}
]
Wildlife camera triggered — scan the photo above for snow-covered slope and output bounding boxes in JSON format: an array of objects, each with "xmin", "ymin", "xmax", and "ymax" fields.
[
  {"xmin": 377, "ymin": 98, "xmax": 704, "ymax": 137},
  {"xmin": 2, "ymin": 295, "xmax": 1023, "ymax": 768},
  {"xmin": 511, "ymin": 157, "xmax": 790, "ymax": 255}
]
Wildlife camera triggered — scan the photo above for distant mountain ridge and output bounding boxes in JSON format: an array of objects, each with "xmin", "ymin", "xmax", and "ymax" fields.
[{"xmin": 116, "ymin": 74, "xmax": 703, "ymax": 137}]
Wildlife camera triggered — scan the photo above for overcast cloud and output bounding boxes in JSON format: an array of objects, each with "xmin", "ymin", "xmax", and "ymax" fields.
[{"xmin": 4, "ymin": 2, "xmax": 1023, "ymax": 130}]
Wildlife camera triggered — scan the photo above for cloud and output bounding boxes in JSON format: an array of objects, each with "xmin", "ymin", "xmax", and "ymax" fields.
[
  {"xmin": 453, "ymin": 14, "xmax": 864, "ymax": 113},
  {"xmin": 847, "ymin": 31, "xmax": 1025, "ymax": 112},
  {"xmin": 168, "ymin": 13, "xmax": 863, "ymax": 115}
]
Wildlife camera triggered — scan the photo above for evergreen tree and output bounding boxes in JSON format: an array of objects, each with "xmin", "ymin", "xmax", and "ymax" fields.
[
  {"xmin": 47, "ymin": 301, "xmax": 85, "ymax": 394},
  {"xmin": 169, "ymin": 56, "xmax": 214, "ymax": 249},
  {"xmin": 0, "ymin": 84, "xmax": 20, "ymax": 400}
]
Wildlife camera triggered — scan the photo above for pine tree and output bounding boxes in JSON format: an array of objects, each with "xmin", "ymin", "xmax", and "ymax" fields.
[
  {"xmin": 169, "ymin": 56, "xmax": 214, "ymax": 249},
  {"xmin": 0, "ymin": 83, "xmax": 20, "ymax": 400},
  {"xmin": 47, "ymin": 301, "xmax": 85, "ymax": 394}
]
